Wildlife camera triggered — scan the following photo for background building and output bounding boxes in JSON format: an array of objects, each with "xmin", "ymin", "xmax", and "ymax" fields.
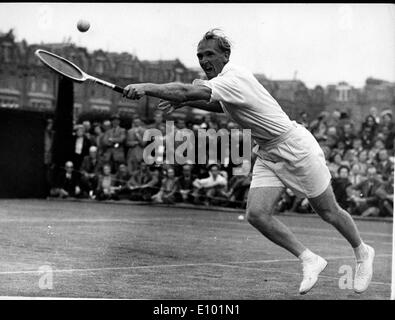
[{"xmin": 1, "ymin": 29, "xmax": 394, "ymax": 124}]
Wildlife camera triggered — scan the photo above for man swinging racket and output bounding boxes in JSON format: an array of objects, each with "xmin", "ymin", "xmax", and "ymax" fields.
[{"xmin": 123, "ymin": 29, "xmax": 374, "ymax": 294}]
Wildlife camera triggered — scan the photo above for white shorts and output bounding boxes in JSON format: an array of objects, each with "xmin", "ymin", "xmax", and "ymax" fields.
[{"xmin": 250, "ymin": 121, "xmax": 331, "ymax": 198}]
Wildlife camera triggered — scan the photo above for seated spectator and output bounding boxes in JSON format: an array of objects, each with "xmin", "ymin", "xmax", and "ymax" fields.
[
  {"xmin": 177, "ymin": 164, "xmax": 197, "ymax": 203},
  {"xmin": 223, "ymin": 160, "xmax": 252, "ymax": 208},
  {"xmin": 360, "ymin": 115, "xmax": 377, "ymax": 149},
  {"xmin": 367, "ymin": 149, "xmax": 378, "ymax": 167},
  {"xmin": 332, "ymin": 165, "xmax": 352, "ymax": 211},
  {"xmin": 375, "ymin": 172, "xmax": 394, "ymax": 217},
  {"xmin": 376, "ymin": 149, "xmax": 393, "ymax": 181},
  {"xmin": 96, "ymin": 163, "xmax": 117, "ymax": 201},
  {"xmin": 80, "ymin": 146, "xmax": 102, "ymax": 198},
  {"xmin": 50, "ymin": 161, "xmax": 81, "ymax": 198},
  {"xmin": 338, "ymin": 122, "xmax": 356, "ymax": 151},
  {"xmin": 327, "ymin": 152, "xmax": 343, "ymax": 178},
  {"xmin": 113, "ymin": 163, "xmax": 132, "ymax": 200},
  {"xmin": 277, "ymin": 188, "xmax": 297, "ymax": 213},
  {"xmin": 152, "ymin": 167, "xmax": 180, "ymax": 204},
  {"xmin": 356, "ymin": 149, "xmax": 369, "ymax": 174},
  {"xmin": 127, "ymin": 163, "xmax": 161, "ymax": 201},
  {"xmin": 349, "ymin": 166, "xmax": 382, "ymax": 217},
  {"xmin": 191, "ymin": 163, "xmax": 227, "ymax": 206},
  {"xmin": 349, "ymin": 163, "xmax": 366, "ymax": 186},
  {"xmin": 102, "ymin": 114, "xmax": 126, "ymax": 172}
]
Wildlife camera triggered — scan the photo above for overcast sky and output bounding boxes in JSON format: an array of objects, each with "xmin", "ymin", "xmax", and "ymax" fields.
[{"xmin": 0, "ymin": 3, "xmax": 394, "ymax": 88}]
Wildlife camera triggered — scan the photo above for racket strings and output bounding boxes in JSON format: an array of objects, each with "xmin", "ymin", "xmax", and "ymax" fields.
[{"xmin": 37, "ymin": 51, "xmax": 84, "ymax": 80}]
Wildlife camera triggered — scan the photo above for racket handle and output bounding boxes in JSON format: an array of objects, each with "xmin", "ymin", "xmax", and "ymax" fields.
[{"xmin": 113, "ymin": 85, "xmax": 125, "ymax": 94}]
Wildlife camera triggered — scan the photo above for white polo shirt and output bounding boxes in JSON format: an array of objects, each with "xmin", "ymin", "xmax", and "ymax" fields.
[{"xmin": 193, "ymin": 62, "xmax": 293, "ymax": 145}]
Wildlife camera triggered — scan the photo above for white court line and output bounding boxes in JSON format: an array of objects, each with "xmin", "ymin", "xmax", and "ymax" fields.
[
  {"xmin": 1, "ymin": 216, "xmax": 390, "ymax": 239},
  {"xmin": 212, "ymin": 263, "xmax": 391, "ymax": 287},
  {"xmin": 0, "ymin": 254, "xmax": 391, "ymax": 278}
]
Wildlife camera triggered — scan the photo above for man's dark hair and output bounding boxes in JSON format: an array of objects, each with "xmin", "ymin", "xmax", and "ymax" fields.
[
  {"xmin": 199, "ymin": 28, "xmax": 232, "ymax": 55},
  {"xmin": 337, "ymin": 165, "xmax": 350, "ymax": 175}
]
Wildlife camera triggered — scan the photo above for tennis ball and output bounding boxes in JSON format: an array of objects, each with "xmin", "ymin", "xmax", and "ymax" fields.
[{"xmin": 77, "ymin": 19, "xmax": 90, "ymax": 32}]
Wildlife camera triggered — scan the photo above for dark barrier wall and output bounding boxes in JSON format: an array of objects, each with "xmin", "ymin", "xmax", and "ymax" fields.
[{"xmin": 0, "ymin": 108, "xmax": 51, "ymax": 198}]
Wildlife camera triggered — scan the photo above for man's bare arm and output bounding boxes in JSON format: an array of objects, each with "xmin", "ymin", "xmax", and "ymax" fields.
[
  {"xmin": 123, "ymin": 82, "xmax": 212, "ymax": 103},
  {"xmin": 160, "ymin": 99, "xmax": 223, "ymax": 113}
]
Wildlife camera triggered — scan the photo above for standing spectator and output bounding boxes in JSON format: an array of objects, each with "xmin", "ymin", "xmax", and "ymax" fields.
[
  {"xmin": 349, "ymin": 166, "xmax": 382, "ymax": 216},
  {"xmin": 72, "ymin": 124, "xmax": 91, "ymax": 170},
  {"xmin": 50, "ymin": 161, "xmax": 81, "ymax": 198},
  {"xmin": 91, "ymin": 122, "xmax": 104, "ymax": 147},
  {"xmin": 80, "ymin": 146, "xmax": 102, "ymax": 198},
  {"xmin": 126, "ymin": 116, "xmax": 146, "ymax": 173},
  {"xmin": 148, "ymin": 111, "xmax": 164, "ymax": 130},
  {"xmin": 152, "ymin": 167, "xmax": 180, "ymax": 204},
  {"xmin": 44, "ymin": 118, "xmax": 55, "ymax": 191},
  {"xmin": 102, "ymin": 114, "xmax": 126, "ymax": 172},
  {"xmin": 82, "ymin": 120, "xmax": 92, "ymax": 143}
]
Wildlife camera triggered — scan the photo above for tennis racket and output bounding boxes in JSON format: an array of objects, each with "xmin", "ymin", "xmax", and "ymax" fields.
[{"xmin": 35, "ymin": 49, "xmax": 125, "ymax": 94}]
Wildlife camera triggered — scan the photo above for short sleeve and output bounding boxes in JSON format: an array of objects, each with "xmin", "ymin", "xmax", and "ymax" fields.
[{"xmin": 193, "ymin": 73, "xmax": 245, "ymax": 105}]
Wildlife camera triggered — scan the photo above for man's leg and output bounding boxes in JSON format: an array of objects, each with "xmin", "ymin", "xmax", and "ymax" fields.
[
  {"xmin": 246, "ymin": 187, "xmax": 327, "ymax": 294},
  {"xmin": 308, "ymin": 184, "xmax": 375, "ymax": 293},
  {"xmin": 246, "ymin": 187, "xmax": 306, "ymax": 257}
]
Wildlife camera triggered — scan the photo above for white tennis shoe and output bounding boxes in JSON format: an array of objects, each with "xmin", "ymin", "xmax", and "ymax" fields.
[
  {"xmin": 299, "ymin": 255, "xmax": 328, "ymax": 295},
  {"xmin": 354, "ymin": 245, "xmax": 375, "ymax": 294}
]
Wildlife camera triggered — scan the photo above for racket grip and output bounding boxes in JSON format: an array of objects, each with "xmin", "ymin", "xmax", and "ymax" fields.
[{"xmin": 113, "ymin": 85, "xmax": 125, "ymax": 94}]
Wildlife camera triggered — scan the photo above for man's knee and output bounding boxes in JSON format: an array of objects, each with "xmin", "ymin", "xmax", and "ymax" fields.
[{"xmin": 246, "ymin": 205, "xmax": 271, "ymax": 226}]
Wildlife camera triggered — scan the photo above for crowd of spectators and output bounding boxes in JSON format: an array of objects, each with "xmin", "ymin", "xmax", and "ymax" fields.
[{"xmin": 47, "ymin": 106, "xmax": 394, "ymax": 218}]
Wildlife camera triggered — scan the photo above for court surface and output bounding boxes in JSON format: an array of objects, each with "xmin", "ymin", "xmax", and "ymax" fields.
[{"xmin": 0, "ymin": 199, "xmax": 392, "ymax": 300}]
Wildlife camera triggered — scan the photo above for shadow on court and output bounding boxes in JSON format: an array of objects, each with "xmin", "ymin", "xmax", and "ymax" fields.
[{"xmin": 0, "ymin": 199, "xmax": 392, "ymax": 300}]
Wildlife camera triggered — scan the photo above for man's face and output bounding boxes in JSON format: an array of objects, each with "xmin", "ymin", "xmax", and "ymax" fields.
[
  {"xmin": 210, "ymin": 166, "xmax": 219, "ymax": 177},
  {"xmin": 367, "ymin": 168, "xmax": 377, "ymax": 181},
  {"xmin": 119, "ymin": 164, "xmax": 127, "ymax": 174},
  {"xmin": 197, "ymin": 39, "xmax": 229, "ymax": 80},
  {"xmin": 339, "ymin": 168, "xmax": 349, "ymax": 179}
]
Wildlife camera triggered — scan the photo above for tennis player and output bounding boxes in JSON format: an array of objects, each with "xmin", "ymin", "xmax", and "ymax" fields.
[{"xmin": 123, "ymin": 29, "xmax": 375, "ymax": 294}]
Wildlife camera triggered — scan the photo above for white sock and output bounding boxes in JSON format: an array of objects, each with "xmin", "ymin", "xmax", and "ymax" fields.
[
  {"xmin": 354, "ymin": 242, "xmax": 369, "ymax": 262},
  {"xmin": 298, "ymin": 249, "xmax": 316, "ymax": 262}
]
